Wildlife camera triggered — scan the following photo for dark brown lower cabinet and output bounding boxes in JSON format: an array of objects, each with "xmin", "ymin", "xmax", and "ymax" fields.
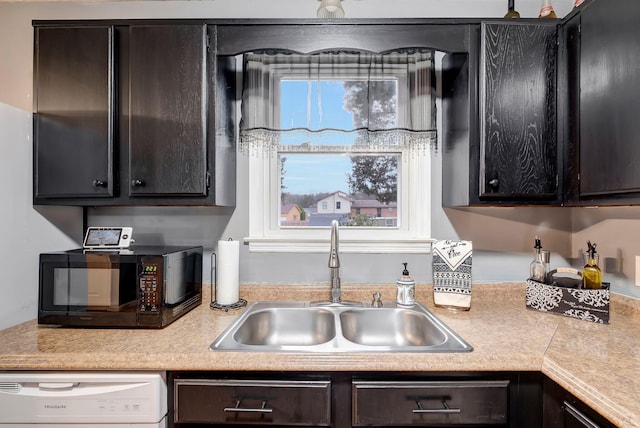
[
  {"xmin": 173, "ymin": 379, "xmax": 332, "ymax": 426},
  {"xmin": 351, "ymin": 380, "xmax": 509, "ymax": 426},
  {"xmin": 543, "ymin": 377, "xmax": 615, "ymax": 428},
  {"xmin": 168, "ymin": 371, "xmax": 543, "ymax": 428}
]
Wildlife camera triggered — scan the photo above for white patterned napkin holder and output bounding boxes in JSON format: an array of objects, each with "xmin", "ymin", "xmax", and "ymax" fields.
[{"xmin": 432, "ymin": 240, "xmax": 472, "ymax": 310}]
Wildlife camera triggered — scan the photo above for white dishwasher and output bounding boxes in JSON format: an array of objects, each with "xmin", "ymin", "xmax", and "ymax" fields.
[{"xmin": 0, "ymin": 372, "xmax": 167, "ymax": 427}]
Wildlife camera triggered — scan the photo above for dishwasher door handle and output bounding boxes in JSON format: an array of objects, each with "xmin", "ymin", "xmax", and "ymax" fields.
[{"xmin": 38, "ymin": 382, "xmax": 79, "ymax": 390}]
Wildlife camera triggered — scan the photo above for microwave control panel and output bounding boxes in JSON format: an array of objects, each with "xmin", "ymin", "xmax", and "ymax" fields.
[{"xmin": 138, "ymin": 262, "xmax": 161, "ymax": 312}]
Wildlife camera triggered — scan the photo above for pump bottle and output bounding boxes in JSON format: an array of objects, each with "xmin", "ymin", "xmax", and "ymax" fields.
[
  {"xmin": 530, "ymin": 236, "xmax": 547, "ymax": 283},
  {"xmin": 396, "ymin": 263, "xmax": 415, "ymax": 307}
]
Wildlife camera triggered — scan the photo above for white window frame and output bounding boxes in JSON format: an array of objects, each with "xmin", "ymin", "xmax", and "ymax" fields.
[{"xmin": 244, "ymin": 57, "xmax": 432, "ymax": 254}]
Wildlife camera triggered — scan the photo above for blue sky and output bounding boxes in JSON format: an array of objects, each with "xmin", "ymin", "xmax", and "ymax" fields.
[{"xmin": 279, "ymin": 80, "xmax": 354, "ymax": 195}]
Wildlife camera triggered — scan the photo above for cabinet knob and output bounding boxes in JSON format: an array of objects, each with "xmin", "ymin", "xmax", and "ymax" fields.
[
  {"xmin": 131, "ymin": 179, "xmax": 145, "ymax": 188},
  {"xmin": 488, "ymin": 178, "xmax": 499, "ymax": 188},
  {"xmin": 92, "ymin": 180, "xmax": 107, "ymax": 188}
]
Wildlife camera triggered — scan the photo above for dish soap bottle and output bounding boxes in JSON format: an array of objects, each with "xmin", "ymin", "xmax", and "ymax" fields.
[
  {"xmin": 530, "ymin": 236, "xmax": 547, "ymax": 283},
  {"xmin": 396, "ymin": 263, "xmax": 415, "ymax": 307},
  {"xmin": 582, "ymin": 241, "xmax": 602, "ymax": 289}
]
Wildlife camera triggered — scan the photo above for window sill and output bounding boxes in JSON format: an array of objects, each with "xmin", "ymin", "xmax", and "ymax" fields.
[{"xmin": 244, "ymin": 236, "xmax": 433, "ymax": 254}]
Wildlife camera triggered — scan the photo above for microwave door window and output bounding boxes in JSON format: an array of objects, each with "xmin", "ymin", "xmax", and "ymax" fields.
[
  {"xmin": 53, "ymin": 268, "xmax": 108, "ymax": 308},
  {"xmin": 53, "ymin": 268, "xmax": 85, "ymax": 307},
  {"xmin": 51, "ymin": 267, "xmax": 136, "ymax": 311}
]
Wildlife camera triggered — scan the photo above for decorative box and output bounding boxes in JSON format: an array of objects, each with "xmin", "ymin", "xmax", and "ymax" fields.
[{"xmin": 525, "ymin": 279, "xmax": 610, "ymax": 324}]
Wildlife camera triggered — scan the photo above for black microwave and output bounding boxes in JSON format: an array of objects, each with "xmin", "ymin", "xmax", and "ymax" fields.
[{"xmin": 38, "ymin": 246, "xmax": 202, "ymax": 328}]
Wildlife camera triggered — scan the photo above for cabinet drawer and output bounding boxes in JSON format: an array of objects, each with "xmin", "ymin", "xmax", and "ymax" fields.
[
  {"xmin": 174, "ymin": 379, "xmax": 331, "ymax": 426},
  {"xmin": 352, "ymin": 380, "xmax": 509, "ymax": 426}
]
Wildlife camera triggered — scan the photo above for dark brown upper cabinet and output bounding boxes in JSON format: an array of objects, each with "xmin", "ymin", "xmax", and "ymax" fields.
[
  {"xmin": 128, "ymin": 25, "xmax": 207, "ymax": 197},
  {"xmin": 563, "ymin": 0, "xmax": 640, "ymax": 204},
  {"xmin": 34, "ymin": 26, "xmax": 114, "ymax": 199},
  {"xmin": 480, "ymin": 21, "xmax": 558, "ymax": 202},
  {"xmin": 443, "ymin": 21, "xmax": 559, "ymax": 207},
  {"xmin": 40, "ymin": 10, "xmax": 640, "ymax": 209},
  {"xmin": 33, "ymin": 23, "xmax": 236, "ymax": 206}
]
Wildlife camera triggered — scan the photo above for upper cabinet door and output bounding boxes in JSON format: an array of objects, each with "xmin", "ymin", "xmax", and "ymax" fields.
[
  {"xmin": 578, "ymin": 0, "xmax": 640, "ymax": 199},
  {"xmin": 34, "ymin": 26, "xmax": 113, "ymax": 199},
  {"xmin": 128, "ymin": 25, "xmax": 208, "ymax": 196},
  {"xmin": 480, "ymin": 22, "xmax": 558, "ymax": 201}
]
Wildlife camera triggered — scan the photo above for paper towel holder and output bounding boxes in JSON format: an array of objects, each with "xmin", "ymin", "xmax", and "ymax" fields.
[{"xmin": 209, "ymin": 251, "xmax": 247, "ymax": 312}]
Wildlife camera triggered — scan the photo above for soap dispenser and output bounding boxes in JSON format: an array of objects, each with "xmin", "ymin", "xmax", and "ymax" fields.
[{"xmin": 396, "ymin": 263, "xmax": 415, "ymax": 307}]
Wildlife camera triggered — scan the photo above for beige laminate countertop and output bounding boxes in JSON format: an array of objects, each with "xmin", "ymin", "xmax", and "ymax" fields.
[{"xmin": 0, "ymin": 283, "xmax": 639, "ymax": 427}]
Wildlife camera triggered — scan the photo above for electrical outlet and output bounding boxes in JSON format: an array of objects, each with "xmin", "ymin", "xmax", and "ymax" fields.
[{"xmin": 636, "ymin": 256, "xmax": 640, "ymax": 286}]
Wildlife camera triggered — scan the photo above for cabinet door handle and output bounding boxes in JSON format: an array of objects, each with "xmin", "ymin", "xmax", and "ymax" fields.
[
  {"xmin": 412, "ymin": 400, "xmax": 461, "ymax": 414},
  {"xmin": 92, "ymin": 180, "xmax": 107, "ymax": 188},
  {"xmin": 131, "ymin": 179, "xmax": 145, "ymax": 188},
  {"xmin": 488, "ymin": 178, "xmax": 499, "ymax": 188},
  {"xmin": 563, "ymin": 402, "xmax": 600, "ymax": 428},
  {"xmin": 224, "ymin": 400, "xmax": 273, "ymax": 414}
]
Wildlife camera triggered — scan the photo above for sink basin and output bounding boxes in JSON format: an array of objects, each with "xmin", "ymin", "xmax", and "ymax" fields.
[
  {"xmin": 210, "ymin": 301, "xmax": 472, "ymax": 353},
  {"xmin": 339, "ymin": 308, "xmax": 447, "ymax": 347},
  {"xmin": 233, "ymin": 308, "xmax": 336, "ymax": 346}
]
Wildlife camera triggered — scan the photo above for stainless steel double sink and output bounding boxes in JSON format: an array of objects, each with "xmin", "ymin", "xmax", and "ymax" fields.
[{"xmin": 210, "ymin": 301, "xmax": 473, "ymax": 353}]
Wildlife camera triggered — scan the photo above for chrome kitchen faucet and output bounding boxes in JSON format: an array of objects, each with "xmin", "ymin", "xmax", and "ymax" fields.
[
  {"xmin": 316, "ymin": 220, "xmax": 361, "ymax": 307},
  {"xmin": 329, "ymin": 219, "xmax": 341, "ymax": 303}
]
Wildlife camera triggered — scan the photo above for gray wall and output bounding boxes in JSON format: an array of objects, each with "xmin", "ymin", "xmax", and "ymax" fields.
[
  {"xmin": 3, "ymin": 0, "xmax": 640, "ymax": 330},
  {"xmin": 0, "ymin": 102, "xmax": 80, "ymax": 329}
]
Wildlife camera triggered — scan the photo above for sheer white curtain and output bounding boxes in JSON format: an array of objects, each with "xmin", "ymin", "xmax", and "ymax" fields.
[{"xmin": 238, "ymin": 50, "xmax": 437, "ymax": 156}]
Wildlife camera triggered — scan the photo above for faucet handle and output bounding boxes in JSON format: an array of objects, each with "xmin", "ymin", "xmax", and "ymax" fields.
[{"xmin": 372, "ymin": 292, "xmax": 383, "ymax": 308}]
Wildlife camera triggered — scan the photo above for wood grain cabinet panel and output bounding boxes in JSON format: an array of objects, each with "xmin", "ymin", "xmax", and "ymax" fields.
[
  {"xmin": 352, "ymin": 380, "xmax": 509, "ymax": 426},
  {"xmin": 173, "ymin": 379, "xmax": 331, "ymax": 426},
  {"xmin": 128, "ymin": 25, "xmax": 208, "ymax": 197},
  {"xmin": 578, "ymin": 0, "xmax": 640, "ymax": 200},
  {"xmin": 480, "ymin": 22, "xmax": 558, "ymax": 201},
  {"xmin": 34, "ymin": 26, "xmax": 113, "ymax": 199}
]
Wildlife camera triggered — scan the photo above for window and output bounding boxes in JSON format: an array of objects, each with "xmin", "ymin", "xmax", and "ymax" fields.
[{"xmin": 241, "ymin": 51, "xmax": 436, "ymax": 253}]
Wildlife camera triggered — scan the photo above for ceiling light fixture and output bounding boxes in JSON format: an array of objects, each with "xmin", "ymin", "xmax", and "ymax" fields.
[{"xmin": 317, "ymin": 0, "xmax": 345, "ymax": 19}]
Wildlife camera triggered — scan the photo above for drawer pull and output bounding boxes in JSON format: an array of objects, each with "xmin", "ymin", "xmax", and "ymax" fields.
[
  {"xmin": 224, "ymin": 400, "xmax": 273, "ymax": 414},
  {"xmin": 412, "ymin": 400, "xmax": 461, "ymax": 414}
]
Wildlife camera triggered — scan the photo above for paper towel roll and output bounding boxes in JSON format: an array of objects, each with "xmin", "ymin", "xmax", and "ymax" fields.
[{"xmin": 215, "ymin": 240, "xmax": 240, "ymax": 305}]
